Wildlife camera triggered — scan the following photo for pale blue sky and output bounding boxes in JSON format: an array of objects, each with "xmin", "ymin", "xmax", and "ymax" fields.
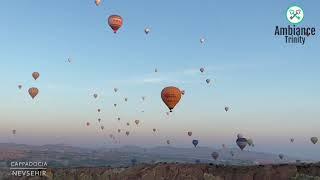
[{"xmin": 0, "ymin": 1, "xmax": 319, "ymax": 160}]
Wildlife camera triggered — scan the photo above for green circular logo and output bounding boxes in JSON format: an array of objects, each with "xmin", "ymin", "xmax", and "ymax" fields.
[{"xmin": 287, "ymin": 6, "xmax": 304, "ymax": 24}]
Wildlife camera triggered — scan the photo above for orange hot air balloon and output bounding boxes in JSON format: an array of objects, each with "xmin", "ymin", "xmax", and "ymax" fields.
[
  {"xmin": 32, "ymin": 72, "xmax": 40, "ymax": 80},
  {"xmin": 28, "ymin": 87, "xmax": 39, "ymax": 99},
  {"xmin": 108, "ymin": 15, "xmax": 123, "ymax": 33},
  {"xmin": 161, "ymin": 86, "xmax": 181, "ymax": 112}
]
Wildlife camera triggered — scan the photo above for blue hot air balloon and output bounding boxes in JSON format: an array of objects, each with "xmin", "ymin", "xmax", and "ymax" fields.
[{"xmin": 192, "ymin": 140, "xmax": 199, "ymax": 147}]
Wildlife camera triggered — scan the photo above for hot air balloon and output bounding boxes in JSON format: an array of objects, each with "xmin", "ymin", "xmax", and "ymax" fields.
[
  {"xmin": 279, "ymin": 154, "xmax": 284, "ymax": 160},
  {"xmin": 166, "ymin": 112, "xmax": 170, "ymax": 116},
  {"xmin": 311, "ymin": 137, "xmax": 318, "ymax": 144},
  {"xmin": 95, "ymin": 0, "xmax": 101, "ymax": 6},
  {"xmin": 236, "ymin": 138, "xmax": 247, "ymax": 150},
  {"xmin": 32, "ymin": 72, "xmax": 40, "ymax": 80},
  {"xmin": 225, "ymin": 106, "xmax": 229, "ymax": 112},
  {"xmin": 125, "ymin": 131, "xmax": 130, "ymax": 136},
  {"xmin": 12, "ymin": 130, "xmax": 16, "ymax": 135},
  {"xmin": 28, "ymin": 87, "xmax": 39, "ymax": 99},
  {"xmin": 18, "ymin": 85, "xmax": 22, "ymax": 90},
  {"xmin": 222, "ymin": 144, "xmax": 226, "ymax": 149},
  {"xmin": 153, "ymin": 128, "xmax": 156, "ymax": 132},
  {"xmin": 114, "ymin": 88, "xmax": 118, "ymax": 92},
  {"xmin": 192, "ymin": 140, "xmax": 199, "ymax": 147},
  {"xmin": 200, "ymin": 68, "xmax": 205, "ymax": 73},
  {"xmin": 247, "ymin": 138, "xmax": 253, "ymax": 146},
  {"xmin": 108, "ymin": 15, "xmax": 123, "ymax": 33},
  {"xmin": 181, "ymin": 90, "xmax": 185, "ymax": 95},
  {"xmin": 142, "ymin": 96, "xmax": 146, "ymax": 101},
  {"xmin": 144, "ymin": 28, "xmax": 150, "ymax": 34},
  {"xmin": 187, "ymin": 131, "xmax": 192, "ymax": 136},
  {"xmin": 126, "ymin": 122, "xmax": 130, "ymax": 126},
  {"xmin": 118, "ymin": 129, "xmax": 121, "ymax": 133},
  {"xmin": 114, "ymin": 104, "xmax": 117, "ymax": 107},
  {"xmin": 200, "ymin": 38, "xmax": 205, "ymax": 44},
  {"xmin": 211, "ymin": 152, "xmax": 219, "ymax": 160},
  {"xmin": 124, "ymin": 97, "xmax": 128, "ymax": 102},
  {"xmin": 98, "ymin": 118, "xmax": 101, "ymax": 123},
  {"xmin": 101, "ymin": 126, "xmax": 104, "ymax": 130},
  {"xmin": 237, "ymin": 134, "xmax": 244, "ymax": 139},
  {"xmin": 135, "ymin": 120, "xmax": 140, "ymax": 125},
  {"xmin": 161, "ymin": 86, "xmax": 182, "ymax": 112},
  {"xmin": 154, "ymin": 68, "xmax": 158, "ymax": 72},
  {"xmin": 230, "ymin": 151, "xmax": 234, "ymax": 157},
  {"xmin": 290, "ymin": 138, "xmax": 294, "ymax": 143},
  {"xmin": 86, "ymin": 122, "xmax": 90, "ymax": 126},
  {"xmin": 67, "ymin": 57, "xmax": 72, "ymax": 63},
  {"xmin": 206, "ymin": 79, "xmax": 211, "ymax": 84},
  {"xmin": 93, "ymin": 94, "xmax": 98, "ymax": 99},
  {"xmin": 117, "ymin": 117, "xmax": 121, "ymax": 121},
  {"xmin": 97, "ymin": 109, "xmax": 101, "ymax": 112},
  {"xmin": 166, "ymin": 140, "xmax": 170, "ymax": 145}
]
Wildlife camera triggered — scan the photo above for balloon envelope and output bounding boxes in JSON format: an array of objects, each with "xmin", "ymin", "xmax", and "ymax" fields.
[
  {"xmin": 311, "ymin": 137, "xmax": 318, "ymax": 144},
  {"xmin": 225, "ymin": 106, "xmax": 229, "ymax": 112},
  {"xmin": 279, "ymin": 154, "xmax": 284, "ymax": 160},
  {"xmin": 108, "ymin": 15, "xmax": 123, "ymax": 33},
  {"xmin": 161, "ymin": 86, "xmax": 182, "ymax": 112},
  {"xmin": 32, "ymin": 72, "xmax": 40, "ymax": 80},
  {"xmin": 95, "ymin": 0, "xmax": 101, "ymax": 6},
  {"xmin": 236, "ymin": 138, "xmax": 248, "ymax": 150},
  {"xmin": 211, "ymin": 152, "xmax": 219, "ymax": 160},
  {"xmin": 237, "ymin": 134, "xmax": 244, "ymax": 139},
  {"xmin": 247, "ymin": 138, "xmax": 253, "ymax": 146},
  {"xmin": 145, "ymin": 28, "xmax": 150, "ymax": 34},
  {"xmin": 28, "ymin": 87, "xmax": 39, "ymax": 99},
  {"xmin": 192, "ymin": 140, "xmax": 199, "ymax": 147}
]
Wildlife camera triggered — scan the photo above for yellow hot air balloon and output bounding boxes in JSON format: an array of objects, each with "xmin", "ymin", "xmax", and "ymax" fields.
[
  {"xmin": 32, "ymin": 72, "xmax": 40, "ymax": 80},
  {"xmin": 28, "ymin": 87, "xmax": 39, "ymax": 99},
  {"xmin": 161, "ymin": 86, "xmax": 182, "ymax": 112}
]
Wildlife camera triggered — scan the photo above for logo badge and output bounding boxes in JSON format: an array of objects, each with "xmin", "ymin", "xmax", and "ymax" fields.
[{"xmin": 287, "ymin": 6, "xmax": 304, "ymax": 24}]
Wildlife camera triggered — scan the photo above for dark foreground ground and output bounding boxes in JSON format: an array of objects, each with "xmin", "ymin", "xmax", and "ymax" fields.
[{"xmin": 1, "ymin": 163, "xmax": 320, "ymax": 180}]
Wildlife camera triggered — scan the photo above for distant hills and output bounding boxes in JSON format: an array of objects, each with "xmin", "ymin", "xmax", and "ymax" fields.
[{"xmin": 0, "ymin": 143, "xmax": 312, "ymax": 168}]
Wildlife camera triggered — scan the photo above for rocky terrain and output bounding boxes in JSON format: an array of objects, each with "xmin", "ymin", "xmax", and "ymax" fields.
[{"xmin": 0, "ymin": 163, "xmax": 320, "ymax": 180}]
